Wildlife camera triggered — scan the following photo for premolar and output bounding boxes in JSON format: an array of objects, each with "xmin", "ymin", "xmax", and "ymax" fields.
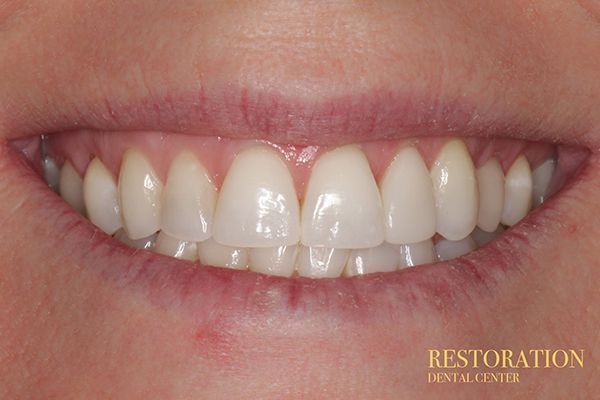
[
  {"xmin": 83, "ymin": 158, "xmax": 122, "ymax": 235},
  {"xmin": 476, "ymin": 158, "xmax": 504, "ymax": 232},
  {"xmin": 532, "ymin": 158, "xmax": 556, "ymax": 207},
  {"xmin": 59, "ymin": 160, "xmax": 85, "ymax": 215},
  {"xmin": 501, "ymin": 155, "xmax": 532, "ymax": 226}
]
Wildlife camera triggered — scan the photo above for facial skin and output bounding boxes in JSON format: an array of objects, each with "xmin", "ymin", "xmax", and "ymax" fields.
[{"xmin": 0, "ymin": 1, "xmax": 599, "ymax": 398}]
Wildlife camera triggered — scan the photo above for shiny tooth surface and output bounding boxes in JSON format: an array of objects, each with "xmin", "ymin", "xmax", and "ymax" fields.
[
  {"xmin": 155, "ymin": 231, "xmax": 198, "ymax": 261},
  {"xmin": 398, "ymin": 239, "xmax": 436, "ymax": 268},
  {"xmin": 161, "ymin": 151, "xmax": 217, "ymax": 242},
  {"xmin": 197, "ymin": 238, "xmax": 249, "ymax": 270},
  {"xmin": 344, "ymin": 243, "xmax": 399, "ymax": 277},
  {"xmin": 213, "ymin": 146, "xmax": 300, "ymax": 247},
  {"xmin": 532, "ymin": 158, "xmax": 556, "ymax": 208},
  {"xmin": 114, "ymin": 229, "xmax": 156, "ymax": 250},
  {"xmin": 249, "ymin": 245, "xmax": 298, "ymax": 277},
  {"xmin": 435, "ymin": 237, "xmax": 477, "ymax": 261},
  {"xmin": 471, "ymin": 226, "xmax": 505, "ymax": 247},
  {"xmin": 42, "ymin": 156, "xmax": 60, "ymax": 192},
  {"xmin": 380, "ymin": 146, "xmax": 436, "ymax": 244},
  {"xmin": 83, "ymin": 158, "xmax": 122, "ymax": 234},
  {"xmin": 476, "ymin": 158, "xmax": 504, "ymax": 232},
  {"xmin": 501, "ymin": 155, "xmax": 533, "ymax": 226},
  {"xmin": 118, "ymin": 149, "xmax": 163, "ymax": 239},
  {"xmin": 430, "ymin": 139, "xmax": 478, "ymax": 240},
  {"xmin": 296, "ymin": 246, "xmax": 349, "ymax": 278},
  {"xmin": 59, "ymin": 160, "xmax": 85, "ymax": 215},
  {"xmin": 301, "ymin": 145, "xmax": 384, "ymax": 248}
]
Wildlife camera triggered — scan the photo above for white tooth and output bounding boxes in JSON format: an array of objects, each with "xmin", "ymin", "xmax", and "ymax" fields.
[
  {"xmin": 344, "ymin": 243, "xmax": 399, "ymax": 277},
  {"xmin": 380, "ymin": 146, "xmax": 436, "ymax": 244},
  {"xmin": 430, "ymin": 139, "xmax": 478, "ymax": 240},
  {"xmin": 532, "ymin": 158, "xmax": 556, "ymax": 208},
  {"xmin": 118, "ymin": 149, "xmax": 163, "ymax": 239},
  {"xmin": 398, "ymin": 239, "xmax": 436, "ymax": 268},
  {"xmin": 501, "ymin": 155, "xmax": 532, "ymax": 226},
  {"xmin": 296, "ymin": 246, "xmax": 349, "ymax": 278},
  {"xmin": 42, "ymin": 156, "xmax": 60, "ymax": 192},
  {"xmin": 83, "ymin": 158, "xmax": 122, "ymax": 234},
  {"xmin": 155, "ymin": 231, "xmax": 198, "ymax": 261},
  {"xmin": 59, "ymin": 160, "xmax": 86, "ymax": 215},
  {"xmin": 114, "ymin": 229, "xmax": 157, "ymax": 250},
  {"xmin": 213, "ymin": 146, "xmax": 300, "ymax": 247},
  {"xmin": 471, "ymin": 226, "xmax": 505, "ymax": 247},
  {"xmin": 249, "ymin": 245, "xmax": 298, "ymax": 277},
  {"xmin": 301, "ymin": 145, "xmax": 384, "ymax": 248},
  {"xmin": 476, "ymin": 158, "xmax": 504, "ymax": 232},
  {"xmin": 197, "ymin": 238, "xmax": 248, "ymax": 270},
  {"xmin": 161, "ymin": 151, "xmax": 217, "ymax": 242},
  {"xmin": 435, "ymin": 237, "xmax": 477, "ymax": 261}
]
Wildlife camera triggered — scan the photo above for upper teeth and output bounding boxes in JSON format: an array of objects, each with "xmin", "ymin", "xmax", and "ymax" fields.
[{"xmin": 50, "ymin": 138, "xmax": 555, "ymax": 278}]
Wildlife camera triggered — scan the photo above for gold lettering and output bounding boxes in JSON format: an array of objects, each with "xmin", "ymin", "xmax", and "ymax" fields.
[
  {"xmin": 429, "ymin": 349, "xmax": 441, "ymax": 368},
  {"xmin": 444, "ymin": 349, "xmax": 456, "ymax": 368},
  {"xmin": 569, "ymin": 349, "xmax": 584, "ymax": 368},
  {"xmin": 552, "ymin": 349, "xmax": 569, "ymax": 368},
  {"xmin": 456, "ymin": 349, "xmax": 469, "ymax": 368},
  {"xmin": 501, "ymin": 349, "xmax": 514, "ymax": 368},
  {"xmin": 514, "ymin": 350, "xmax": 530, "ymax": 368},
  {"xmin": 483, "ymin": 350, "xmax": 500, "ymax": 368}
]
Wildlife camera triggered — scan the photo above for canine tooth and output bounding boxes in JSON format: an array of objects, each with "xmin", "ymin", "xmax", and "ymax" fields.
[
  {"xmin": 476, "ymin": 158, "xmax": 504, "ymax": 232},
  {"xmin": 155, "ymin": 231, "xmax": 198, "ymax": 261},
  {"xmin": 161, "ymin": 151, "xmax": 217, "ymax": 242},
  {"xmin": 471, "ymin": 226, "xmax": 505, "ymax": 247},
  {"xmin": 114, "ymin": 229, "xmax": 156, "ymax": 250},
  {"xmin": 59, "ymin": 160, "xmax": 85, "ymax": 215},
  {"xmin": 532, "ymin": 158, "xmax": 556, "ymax": 208},
  {"xmin": 430, "ymin": 139, "xmax": 478, "ymax": 240},
  {"xmin": 344, "ymin": 243, "xmax": 399, "ymax": 276},
  {"xmin": 249, "ymin": 245, "xmax": 297, "ymax": 277},
  {"xmin": 296, "ymin": 246, "xmax": 349, "ymax": 278},
  {"xmin": 42, "ymin": 156, "xmax": 60, "ymax": 192},
  {"xmin": 197, "ymin": 238, "xmax": 248, "ymax": 270},
  {"xmin": 118, "ymin": 149, "xmax": 163, "ymax": 239},
  {"xmin": 380, "ymin": 147, "xmax": 436, "ymax": 244},
  {"xmin": 213, "ymin": 146, "xmax": 300, "ymax": 247},
  {"xmin": 501, "ymin": 155, "xmax": 532, "ymax": 226},
  {"xmin": 398, "ymin": 239, "xmax": 436, "ymax": 268},
  {"xmin": 83, "ymin": 158, "xmax": 122, "ymax": 234},
  {"xmin": 435, "ymin": 237, "xmax": 477, "ymax": 261},
  {"xmin": 302, "ymin": 146, "xmax": 384, "ymax": 248}
]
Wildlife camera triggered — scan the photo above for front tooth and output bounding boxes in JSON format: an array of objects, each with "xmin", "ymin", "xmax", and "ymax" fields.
[
  {"xmin": 476, "ymin": 158, "xmax": 504, "ymax": 232},
  {"xmin": 344, "ymin": 243, "xmax": 399, "ymax": 277},
  {"xmin": 42, "ymin": 156, "xmax": 60, "ymax": 192},
  {"xmin": 155, "ymin": 231, "xmax": 198, "ymax": 261},
  {"xmin": 532, "ymin": 158, "xmax": 556, "ymax": 208},
  {"xmin": 430, "ymin": 139, "xmax": 478, "ymax": 240},
  {"xmin": 83, "ymin": 158, "xmax": 122, "ymax": 234},
  {"xmin": 114, "ymin": 229, "xmax": 157, "ymax": 250},
  {"xmin": 435, "ymin": 237, "xmax": 477, "ymax": 261},
  {"xmin": 296, "ymin": 246, "xmax": 349, "ymax": 278},
  {"xmin": 471, "ymin": 226, "xmax": 505, "ymax": 247},
  {"xmin": 398, "ymin": 239, "xmax": 436, "ymax": 268},
  {"xmin": 197, "ymin": 238, "xmax": 249, "ymax": 270},
  {"xmin": 249, "ymin": 245, "xmax": 298, "ymax": 277},
  {"xmin": 501, "ymin": 155, "xmax": 532, "ymax": 226},
  {"xmin": 301, "ymin": 145, "xmax": 384, "ymax": 248},
  {"xmin": 212, "ymin": 146, "xmax": 300, "ymax": 247},
  {"xmin": 118, "ymin": 149, "xmax": 163, "ymax": 239},
  {"xmin": 59, "ymin": 160, "xmax": 86, "ymax": 215},
  {"xmin": 161, "ymin": 151, "xmax": 217, "ymax": 242},
  {"xmin": 380, "ymin": 146, "xmax": 436, "ymax": 244}
]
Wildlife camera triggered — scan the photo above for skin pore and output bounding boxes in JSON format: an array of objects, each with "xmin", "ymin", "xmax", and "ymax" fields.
[{"xmin": 0, "ymin": 1, "xmax": 599, "ymax": 398}]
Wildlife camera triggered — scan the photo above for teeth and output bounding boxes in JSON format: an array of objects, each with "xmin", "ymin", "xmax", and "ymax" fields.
[
  {"xmin": 301, "ymin": 145, "xmax": 384, "ymax": 248},
  {"xmin": 430, "ymin": 139, "xmax": 478, "ymax": 240},
  {"xmin": 398, "ymin": 239, "xmax": 436, "ymax": 268},
  {"xmin": 83, "ymin": 158, "xmax": 122, "ymax": 234},
  {"xmin": 532, "ymin": 158, "xmax": 556, "ymax": 208},
  {"xmin": 42, "ymin": 156, "xmax": 60, "ymax": 192},
  {"xmin": 476, "ymin": 158, "xmax": 504, "ymax": 232},
  {"xmin": 213, "ymin": 146, "xmax": 300, "ymax": 247},
  {"xmin": 197, "ymin": 238, "xmax": 249, "ymax": 270},
  {"xmin": 118, "ymin": 149, "xmax": 163, "ymax": 239},
  {"xmin": 380, "ymin": 147, "xmax": 436, "ymax": 244},
  {"xmin": 161, "ymin": 151, "xmax": 217, "ymax": 242},
  {"xmin": 296, "ymin": 246, "xmax": 349, "ymax": 278},
  {"xmin": 59, "ymin": 160, "xmax": 85, "ymax": 215},
  {"xmin": 155, "ymin": 231, "xmax": 198, "ymax": 261},
  {"xmin": 471, "ymin": 226, "xmax": 505, "ymax": 247},
  {"xmin": 249, "ymin": 245, "xmax": 298, "ymax": 277},
  {"xmin": 114, "ymin": 229, "xmax": 157, "ymax": 250},
  {"xmin": 501, "ymin": 155, "xmax": 532, "ymax": 226},
  {"xmin": 344, "ymin": 243, "xmax": 399, "ymax": 276},
  {"xmin": 435, "ymin": 237, "xmax": 477, "ymax": 261}
]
